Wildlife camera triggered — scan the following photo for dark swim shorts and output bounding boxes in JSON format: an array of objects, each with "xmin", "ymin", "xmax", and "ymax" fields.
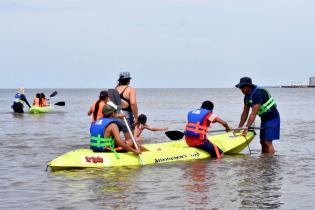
[
  {"xmin": 118, "ymin": 110, "xmax": 135, "ymax": 133},
  {"xmin": 260, "ymin": 116, "xmax": 280, "ymax": 141}
]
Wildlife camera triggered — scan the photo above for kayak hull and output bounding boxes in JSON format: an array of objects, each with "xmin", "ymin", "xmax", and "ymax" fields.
[
  {"xmin": 47, "ymin": 132, "xmax": 255, "ymax": 170},
  {"xmin": 29, "ymin": 105, "xmax": 52, "ymax": 114}
]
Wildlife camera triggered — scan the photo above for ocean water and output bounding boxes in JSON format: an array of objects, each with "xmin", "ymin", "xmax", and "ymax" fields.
[{"xmin": 0, "ymin": 88, "xmax": 314, "ymax": 209}]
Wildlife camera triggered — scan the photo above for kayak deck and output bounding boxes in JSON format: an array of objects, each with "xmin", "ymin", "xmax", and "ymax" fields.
[{"xmin": 47, "ymin": 132, "xmax": 255, "ymax": 170}]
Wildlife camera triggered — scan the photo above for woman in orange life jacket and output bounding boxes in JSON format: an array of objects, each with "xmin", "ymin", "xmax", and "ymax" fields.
[
  {"xmin": 33, "ymin": 93, "xmax": 41, "ymax": 106},
  {"xmin": 40, "ymin": 93, "xmax": 48, "ymax": 106},
  {"xmin": 88, "ymin": 90, "xmax": 109, "ymax": 123},
  {"xmin": 184, "ymin": 100, "xmax": 231, "ymax": 159}
]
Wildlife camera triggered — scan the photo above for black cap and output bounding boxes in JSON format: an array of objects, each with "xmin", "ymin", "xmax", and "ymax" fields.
[{"xmin": 235, "ymin": 77, "xmax": 253, "ymax": 88}]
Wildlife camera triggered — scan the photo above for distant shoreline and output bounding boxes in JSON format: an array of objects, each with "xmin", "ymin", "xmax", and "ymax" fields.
[{"xmin": 281, "ymin": 85, "xmax": 315, "ymax": 88}]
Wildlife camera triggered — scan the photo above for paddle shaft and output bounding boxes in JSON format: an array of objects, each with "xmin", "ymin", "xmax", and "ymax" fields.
[
  {"xmin": 108, "ymin": 88, "xmax": 145, "ymax": 165},
  {"xmin": 208, "ymin": 126, "xmax": 271, "ymax": 133},
  {"xmin": 120, "ymin": 110, "xmax": 145, "ymax": 165}
]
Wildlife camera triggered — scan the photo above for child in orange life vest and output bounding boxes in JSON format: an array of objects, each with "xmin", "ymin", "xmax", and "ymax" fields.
[
  {"xmin": 40, "ymin": 93, "xmax": 48, "ymax": 106},
  {"xmin": 134, "ymin": 114, "xmax": 168, "ymax": 142},
  {"xmin": 33, "ymin": 93, "xmax": 41, "ymax": 106},
  {"xmin": 184, "ymin": 100, "xmax": 231, "ymax": 159}
]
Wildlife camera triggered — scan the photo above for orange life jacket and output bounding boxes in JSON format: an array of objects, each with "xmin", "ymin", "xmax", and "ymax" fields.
[
  {"xmin": 33, "ymin": 98, "xmax": 40, "ymax": 106},
  {"xmin": 41, "ymin": 98, "xmax": 47, "ymax": 106},
  {"xmin": 184, "ymin": 108, "xmax": 217, "ymax": 146},
  {"xmin": 90, "ymin": 100, "xmax": 106, "ymax": 122}
]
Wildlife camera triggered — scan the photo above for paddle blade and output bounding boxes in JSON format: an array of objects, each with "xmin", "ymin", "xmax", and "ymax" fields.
[
  {"xmin": 50, "ymin": 91, "xmax": 58, "ymax": 97},
  {"xmin": 108, "ymin": 89, "xmax": 122, "ymax": 106},
  {"xmin": 165, "ymin": 130, "xmax": 184, "ymax": 140},
  {"xmin": 54, "ymin": 101, "xmax": 65, "ymax": 106}
]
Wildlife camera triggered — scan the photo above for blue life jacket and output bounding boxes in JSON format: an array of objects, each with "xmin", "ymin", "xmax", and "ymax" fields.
[
  {"xmin": 184, "ymin": 108, "xmax": 212, "ymax": 140},
  {"xmin": 90, "ymin": 118, "xmax": 118, "ymax": 152},
  {"xmin": 14, "ymin": 93, "xmax": 24, "ymax": 104}
]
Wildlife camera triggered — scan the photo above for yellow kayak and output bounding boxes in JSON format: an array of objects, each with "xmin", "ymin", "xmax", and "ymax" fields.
[
  {"xmin": 47, "ymin": 132, "xmax": 255, "ymax": 170},
  {"xmin": 29, "ymin": 105, "xmax": 52, "ymax": 114}
]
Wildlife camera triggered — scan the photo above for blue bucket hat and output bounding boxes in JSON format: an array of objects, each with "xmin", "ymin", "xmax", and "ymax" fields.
[{"xmin": 235, "ymin": 77, "xmax": 253, "ymax": 88}]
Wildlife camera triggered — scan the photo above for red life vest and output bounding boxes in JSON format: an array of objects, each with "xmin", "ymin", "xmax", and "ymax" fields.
[{"xmin": 184, "ymin": 108, "xmax": 217, "ymax": 146}]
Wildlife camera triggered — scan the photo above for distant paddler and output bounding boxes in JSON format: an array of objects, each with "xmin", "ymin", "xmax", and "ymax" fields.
[
  {"xmin": 11, "ymin": 88, "xmax": 31, "ymax": 113},
  {"xmin": 235, "ymin": 77, "xmax": 280, "ymax": 154},
  {"xmin": 33, "ymin": 93, "xmax": 48, "ymax": 107}
]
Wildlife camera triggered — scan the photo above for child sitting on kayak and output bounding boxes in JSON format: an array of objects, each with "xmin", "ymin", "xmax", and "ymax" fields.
[
  {"xmin": 184, "ymin": 100, "xmax": 231, "ymax": 159},
  {"xmin": 33, "ymin": 93, "xmax": 48, "ymax": 107},
  {"xmin": 134, "ymin": 114, "xmax": 168, "ymax": 142}
]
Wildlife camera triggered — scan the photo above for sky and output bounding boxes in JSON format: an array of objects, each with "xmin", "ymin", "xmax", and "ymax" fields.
[{"xmin": 0, "ymin": 0, "xmax": 314, "ymax": 88}]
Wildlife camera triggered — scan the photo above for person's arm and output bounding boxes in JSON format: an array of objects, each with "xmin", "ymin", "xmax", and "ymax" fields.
[
  {"xmin": 87, "ymin": 105, "xmax": 93, "ymax": 116},
  {"xmin": 145, "ymin": 124, "xmax": 169, "ymax": 132},
  {"xmin": 242, "ymin": 104, "xmax": 259, "ymax": 136},
  {"xmin": 21, "ymin": 95, "xmax": 31, "ymax": 108},
  {"xmin": 214, "ymin": 117, "xmax": 231, "ymax": 132},
  {"xmin": 129, "ymin": 88, "xmax": 139, "ymax": 123},
  {"xmin": 238, "ymin": 105, "xmax": 250, "ymax": 128},
  {"xmin": 111, "ymin": 124, "xmax": 141, "ymax": 155}
]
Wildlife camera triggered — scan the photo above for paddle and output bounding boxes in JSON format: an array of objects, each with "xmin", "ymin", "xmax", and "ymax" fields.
[
  {"xmin": 49, "ymin": 91, "xmax": 58, "ymax": 98},
  {"xmin": 165, "ymin": 127, "xmax": 268, "ymax": 141},
  {"xmin": 108, "ymin": 89, "xmax": 145, "ymax": 165},
  {"xmin": 54, "ymin": 101, "xmax": 65, "ymax": 106}
]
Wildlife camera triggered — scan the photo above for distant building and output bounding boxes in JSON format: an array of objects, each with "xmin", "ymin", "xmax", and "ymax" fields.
[{"xmin": 310, "ymin": 77, "xmax": 315, "ymax": 87}]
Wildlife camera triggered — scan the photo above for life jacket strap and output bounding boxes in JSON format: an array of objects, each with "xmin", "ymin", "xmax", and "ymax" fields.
[
  {"xmin": 185, "ymin": 122, "xmax": 208, "ymax": 139},
  {"xmin": 90, "ymin": 135, "xmax": 119, "ymax": 159},
  {"xmin": 212, "ymin": 143, "xmax": 222, "ymax": 159}
]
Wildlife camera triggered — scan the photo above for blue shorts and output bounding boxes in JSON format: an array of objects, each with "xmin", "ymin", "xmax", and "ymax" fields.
[
  {"xmin": 195, "ymin": 140, "xmax": 223, "ymax": 158},
  {"xmin": 260, "ymin": 117, "xmax": 280, "ymax": 141}
]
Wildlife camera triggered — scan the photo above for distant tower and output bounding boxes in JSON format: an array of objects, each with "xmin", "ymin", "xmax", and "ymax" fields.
[{"xmin": 310, "ymin": 77, "xmax": 315, "ymax": 87}]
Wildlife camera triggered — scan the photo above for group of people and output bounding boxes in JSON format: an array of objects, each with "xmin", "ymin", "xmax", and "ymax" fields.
[
  {"xmin": 184, "ymin": 76, "xmax": 280, "ymax": 158},
  {"xmin": 13, "ymin": 73, "xmax": 280, "ymax": 158},
  {"xmin": 33, "ymin": 93, "xmax": 49, "ymax": 107},
  {"xmin": 88, "ymin": 72, "xmax": 168, "ymax": 156},
  {"xmin": 87, "ymin": 73, "xmax": 280, "ymax": 159},
  {"xmin": 12, "ymin": 89, "xmax": 50, "ymax": 113}
]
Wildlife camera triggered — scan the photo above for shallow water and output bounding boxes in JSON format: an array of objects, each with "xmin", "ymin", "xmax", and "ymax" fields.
[{"xmin": 0, "ymin": 88, "xmax": 314, "ymax": 209}]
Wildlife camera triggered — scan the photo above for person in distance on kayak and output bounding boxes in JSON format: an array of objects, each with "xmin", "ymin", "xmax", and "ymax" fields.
[
  {"xmin": 40, "ymin": 93, "xmax": 48, "ymax": 106},
  {"xmin": 184, "ymin": 100, "xmax": 231, "ymax": 159},
  {"xmin": 115, "ymin": 72, "xmax": 139, "ymax": 139},
  {"xmin": 235, "ymin": 77, "xmax": 280, "ymax": 154},
  {"xmin": 33, "ymin": 93, "xmax": 41, "ymax": 106},
  {"xmin": 89, "ymin": 102, "xmax": 142, "ymax": 155},
  {"xmin": 134, "ymin": 114, "xmax": 169, "ymax": 142},
  {"xmin": 11, "ymin": 88, "xmax": 31, "ymax": 113},
  {"xmin": 33, "ymin": 93, "xmax": 47, "ymax": 107}
]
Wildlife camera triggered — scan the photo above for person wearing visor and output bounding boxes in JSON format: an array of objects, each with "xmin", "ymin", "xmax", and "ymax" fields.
[
  {"xmin": 235, "ymin": 77, "xmax": 280, "ymax": 154},
  {"xmin": 115, "ymin": 72, "xmax": 139, "ymax": 140}
]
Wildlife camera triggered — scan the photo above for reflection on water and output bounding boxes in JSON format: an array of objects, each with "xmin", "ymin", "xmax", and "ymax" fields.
[
  {"xmin": 49, "ymin": 166, "xmax": 143, "ymax": 209},
  {"xmin": 236, "ymin": 154, "xmax": 283, "ymax": 209},
  {"xmin": 181, "ymin": 160, "xmax": 213, "ymax": 207}
]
